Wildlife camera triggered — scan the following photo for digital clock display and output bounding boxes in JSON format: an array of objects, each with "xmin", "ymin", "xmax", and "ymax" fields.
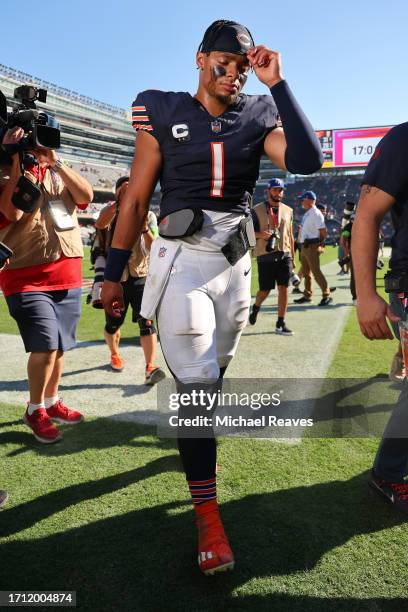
[{"xmin": 333, "ymin": 127, "xmax": 391, "ymax": 167}]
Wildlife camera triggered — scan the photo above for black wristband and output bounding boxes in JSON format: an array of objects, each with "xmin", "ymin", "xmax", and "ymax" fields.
[
  {"xmin": 269, "ymin": 80, "xmax": 323, "ymax": 175},
  {"xmin": 104, "ymin": 247, "xmax": 132, "ymax": 282}
]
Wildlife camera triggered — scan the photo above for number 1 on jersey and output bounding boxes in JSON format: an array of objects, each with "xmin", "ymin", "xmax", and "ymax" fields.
[{"xmin": 210, "ymin": 142, "xmax": 224, "ymax": 197}]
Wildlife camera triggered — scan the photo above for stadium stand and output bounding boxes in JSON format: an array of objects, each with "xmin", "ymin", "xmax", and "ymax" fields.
[{"xmin": 0, "ymin": 64, "xmax": 133, "ymax": 194}]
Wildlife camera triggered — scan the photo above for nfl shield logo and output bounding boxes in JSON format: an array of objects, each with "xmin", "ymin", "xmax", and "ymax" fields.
[
  {"xmin": 158, "ymin": 247, "xmax": 167, "ymax": 258},
  {"xmin": 211, "ymin": 120, "xmax": 222, "ymax": 133}
]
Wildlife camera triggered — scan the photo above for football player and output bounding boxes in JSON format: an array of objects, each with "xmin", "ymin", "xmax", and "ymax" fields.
[{"xmin": 101, "ymin": 20, "xmax": 323, "ymax": 575}]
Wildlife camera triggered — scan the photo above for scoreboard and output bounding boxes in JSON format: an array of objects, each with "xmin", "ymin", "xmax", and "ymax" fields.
[{"xmin": 316, "ymin": 126, "xmax": 392, "ymax": 168}]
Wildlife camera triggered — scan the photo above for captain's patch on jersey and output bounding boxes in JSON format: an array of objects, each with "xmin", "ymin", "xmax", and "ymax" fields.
[{"xmin": 171, "ymin": 123, "xmax": 190, "ymax": 142}]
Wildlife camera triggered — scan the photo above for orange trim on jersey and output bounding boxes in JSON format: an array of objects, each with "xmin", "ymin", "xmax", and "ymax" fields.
[
  {"xmin": 131, "ymin": 115, "xmax": 150, "ymax": 122},
  {"xmin": 132, "ymin": 124, "xmax": 153, "ymax": 131},
  {"xmin": 132, "ymin": 106, "xmax": 146, "ymax": 111}
]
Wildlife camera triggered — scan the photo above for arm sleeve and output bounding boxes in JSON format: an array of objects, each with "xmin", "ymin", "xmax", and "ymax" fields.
[
  {"xmin": 363, "ymin": 123, "xmax": 408, "ymax": 199},
  {"xmin": 270, "ymin": 80, "xmax": 323, "ymax": 175}
]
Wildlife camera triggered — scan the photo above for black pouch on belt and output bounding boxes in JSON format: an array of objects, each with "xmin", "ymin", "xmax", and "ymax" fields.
[
  {"xmin": 221, "ymin": 215, "xmax": 256, "ymax": 266},
  {"xmin": 158, "ymin": 208, "xmax": 204, "ymax": 238}
]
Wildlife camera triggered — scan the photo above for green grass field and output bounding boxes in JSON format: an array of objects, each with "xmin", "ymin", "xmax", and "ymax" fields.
[{"xmin": 1, "ymin": 246, "xmax": 406, "ymax": 611}]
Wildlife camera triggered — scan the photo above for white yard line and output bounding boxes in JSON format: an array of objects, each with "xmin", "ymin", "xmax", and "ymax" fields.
[{"xmin": 230, "ymin": 258, "xmax": 353, "ymax": 379}]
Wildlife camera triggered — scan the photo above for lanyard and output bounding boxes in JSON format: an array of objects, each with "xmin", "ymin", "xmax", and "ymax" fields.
[{"xmin": 267, "ymin": 204, "xmax": 279, "ymax": 229}]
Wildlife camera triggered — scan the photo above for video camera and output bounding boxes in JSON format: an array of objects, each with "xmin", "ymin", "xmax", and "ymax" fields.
[
  {"xmin": 0, "ymin": 85, "xmax": 61, "ymax": 213},
  {"xmin": 0, "ymin": 85, "xmax": 60, "ymax": 158}
]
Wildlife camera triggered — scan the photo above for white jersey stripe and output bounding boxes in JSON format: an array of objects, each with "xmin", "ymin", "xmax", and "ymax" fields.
[{"xmin": 210, "ymin": 142, "xmax": 224, "ymax": 197}]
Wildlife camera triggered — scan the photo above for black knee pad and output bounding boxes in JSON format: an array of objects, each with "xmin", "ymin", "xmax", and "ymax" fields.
[
  {"xmin": 138, "ymin": 317, "xmax": 156, "ymax": 336},
  {"xmin": 105, "ymin": 322, "xmax": 121, "ymax": 334}
]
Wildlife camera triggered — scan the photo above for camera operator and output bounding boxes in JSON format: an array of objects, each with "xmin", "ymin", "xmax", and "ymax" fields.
[
  {"xmin": 0, "ymin": 124, "xmax": 93, "ymax": 444},
  {"xmin": 353, "ymin": 122, "xmax": 408, "ymax": 512},
  {"xmin": 294, "ymin": 190, "xmax": 333, "ymax": 306},
  {"xmin": 95, "ymin": 176, "xmax": 165, "ymax": 384},
  {"xmin": 249, "ymin": 178, "xmax": 295, "ymax": 335}
]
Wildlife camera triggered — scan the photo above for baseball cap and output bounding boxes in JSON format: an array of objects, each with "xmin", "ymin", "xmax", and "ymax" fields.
[
  {"xmin": 298, "ymin": 190, "xmax": 317, "ymax": 201},
  {"xmin": 199, "ymin": 20, "xmax": 254, "ymax": 55},
  {"xmin": 268, "ymin": 178, "xmax": 285, "ymax": 189},
  {"xmin": 316, "ymin": 203, "xmax": 326, "ymax": 212},
  {"xmin": 115, "ymin": 176, "xmax": 129, "ymax": 191}
]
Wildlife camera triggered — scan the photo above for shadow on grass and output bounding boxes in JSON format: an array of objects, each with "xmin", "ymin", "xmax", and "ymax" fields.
[
  {"xmin": 0, "ymin": 376, "xmax": 154, "ymax": 400},
  {"xmin": 0, "ymin": 454, "xmax": 183, "ymax": 538},
  {"xmin": 0, "ymin": 471, "xmax": 406, "ymax": 611},
  {"xmin": 0, "ymin": 415, "xmax": 176, "ymax": 458},
  {"xmin": 76, "ymin": 337, "xmax": 142, "ymax": 348}
]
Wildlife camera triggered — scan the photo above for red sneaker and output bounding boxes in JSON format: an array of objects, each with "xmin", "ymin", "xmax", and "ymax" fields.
[
  {"xmin": 110, "ymin": 353, "xmax": 125, "ymax": 371},
  {"xmin": 46, "ymin": 399, "xmax": 84, "ymax": 425},
  {"xmin": 195, "ymin": 499, "xmax": 235, "ymax": 575},
  {"xmin": 23, "ymin": 408, "xmax": 62, "ymax": 444}
]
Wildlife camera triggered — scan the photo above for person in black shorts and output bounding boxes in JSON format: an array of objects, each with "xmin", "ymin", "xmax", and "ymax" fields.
[
  {"xmin": 249, "ymin": 178, "xmax": 295, "ymax": 335},
  {"xmin": 353, "ymin": 122, "xmax": 408, "ymax": 513}
]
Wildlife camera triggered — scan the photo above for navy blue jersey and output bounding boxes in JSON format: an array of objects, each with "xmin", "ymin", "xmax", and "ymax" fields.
[
  {"xmin": 131, "ymin": 90, "xmax": 278, "ymax": 216},
  {"xmin": 363, "ymin": 123, "xmax": 408, "ymax": 272}
]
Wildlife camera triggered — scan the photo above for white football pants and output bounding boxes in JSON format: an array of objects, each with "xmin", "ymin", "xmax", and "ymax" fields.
[{"xmin": 157, "ymin": 246, "xmax": 251, "ymax": 383}]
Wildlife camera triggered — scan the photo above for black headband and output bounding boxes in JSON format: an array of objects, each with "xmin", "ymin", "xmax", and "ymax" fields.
[{"xmin": 199, "ymin": 20, "xmax": 255, "ymax": 55}]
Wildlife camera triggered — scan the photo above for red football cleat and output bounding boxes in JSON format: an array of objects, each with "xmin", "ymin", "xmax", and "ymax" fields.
[
  {"xmin": 46, "ymin": 399, "xmax": 84, "ymax": 425},
  {"xmin": 195, "ymin": 499, "xmax": 235, "ymax": 575},
  {"xmin": 23, "ymin": 408, "xmax": 62, "ymax": 444}
]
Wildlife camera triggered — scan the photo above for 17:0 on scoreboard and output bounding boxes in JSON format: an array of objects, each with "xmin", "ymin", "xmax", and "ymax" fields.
[
  {"xmin": 333, "ymin": 127, "xmax": 391, "ymax": 167},
  {"xmin": 343, "ymin": 136, "xmax": 382, "ymax": 165}
]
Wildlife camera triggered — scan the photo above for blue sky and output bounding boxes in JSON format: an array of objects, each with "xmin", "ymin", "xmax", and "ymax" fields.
[{"xmin": 2, "ymin": 0, "xmax": 408, "ymax": 130}]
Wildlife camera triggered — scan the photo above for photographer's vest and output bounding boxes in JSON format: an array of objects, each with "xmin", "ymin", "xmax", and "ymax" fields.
[
  {"xmin": 122, "ymin": 238, "xmax": 150, "ymax": 281},
  {"xmin": 0, "ymin": 166, "xmax": 83, "ymax": 269},
  {"xmin": 253, "ymin": 201, "xmax": 293, "ymax": 258},
  {"xmin": 102, "ymin": 210, "xmax": 150, "ymax": 281}
]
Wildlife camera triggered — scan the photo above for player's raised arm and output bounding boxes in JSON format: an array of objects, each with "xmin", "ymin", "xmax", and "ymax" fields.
[
  {"xmin": 247, "ymin": 45, "xmax": 323, "ymax": 174},
  {"xmin": 101, "ymin": 130, "xmax": 162, "ymax": 316}
]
